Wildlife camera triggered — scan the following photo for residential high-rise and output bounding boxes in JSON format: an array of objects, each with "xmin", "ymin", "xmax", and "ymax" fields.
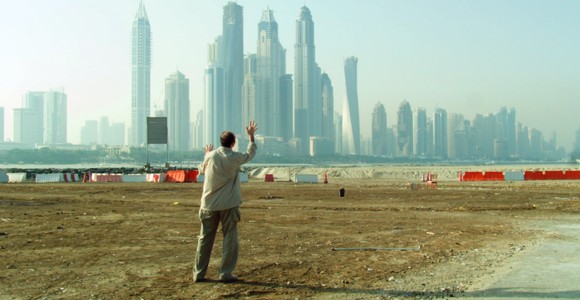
[
  {"xmin": 279, "ymin": 74, "xmax": 293, "ymax": 141},
  {"xmin": 255, "ymin": 8, "xmax": 287, "ymax": 138},
  {"xmin": 342, "ymin": 57, "xmax": 361, "ymax": 155},
  {"xmin": 43, "ymin": 90, "xmax": 67, "ymax": 144},
  {"xmin": 371, "ymin": 102, "xmax": 387, "ymax": 156},
  {"xmin": 110, "ymin": 122, "xmax": 125, "ymax": 146},
  {"xmin": 294, "ymin": 6, "xmax": 322, "ymax": 150},
  {"xmin": 165, "ymin": 71, "xmax": 190, "ymax": 151},
  {"xmin": 13, "ymin": 108, "xmax": 37, "ymax": 144},
  {"xmin": 222, "ymin": 2, "xmax": 244, "ymax": 135},
  {"xmin": 99, "ymin": 116, "xmax": 111, "ymax": 145},
  {"xmin": 334, "ymin": 114, "xmax": 342, "ymax": 154},
  {"xmin": 447, "ymin": 113, "xmax": 464, "ymax": 159},
  {"xmin": 413, "ymin": 108, "xmax": 428, "ymax": 157},
  {"xmin": 192, "ymin": 110, "xmax": 204, "ymax": 150},
  {"xmin": 204, "ymin": 66, "xmax": 225, "ymax": 146},
  {"xmin": 433, "ymin": 108, "xmax": 448, "ymax": 158},
  {"xmin": 242, "ymin": 54, "xmax": 257, "ymax": 130},
  {"xmin": 131, "ymin": 1, "xmax": 151, "ymax": 146},
  {"xmin": 396, "ymin": 100, "xmax": 413, "ymax": 157},
  {"xmin": 22, "ymin": 91, "xmax": 45, "ymax": 144},
  {"xmin": 321, "ymin": 73, "xmax": 334, "ymax": 139},
  {"xmin": 81, "ymin": 120, "xmax": 99, "ymax": 145}
]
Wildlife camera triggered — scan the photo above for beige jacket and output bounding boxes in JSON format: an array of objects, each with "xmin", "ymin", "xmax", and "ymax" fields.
[{"xmin": 198, "ymin": 142, "xmax": 257, "ymax": 211}]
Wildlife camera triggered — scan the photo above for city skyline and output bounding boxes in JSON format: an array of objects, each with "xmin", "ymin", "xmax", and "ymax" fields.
[{"xmin": 1, "ymin": 1, "xmax": 579, "ymax": 151}]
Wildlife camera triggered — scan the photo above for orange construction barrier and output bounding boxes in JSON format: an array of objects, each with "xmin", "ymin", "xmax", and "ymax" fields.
[
  {"xmin": 166, "ymin": 170, "xmax": 186, "ymax": 183},
  {"xmin": 185, "ymin": 170, "xmax": 198, "ymax": 182}
]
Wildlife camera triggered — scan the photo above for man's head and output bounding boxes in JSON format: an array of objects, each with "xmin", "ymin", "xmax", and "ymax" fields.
[{"xmin": 220, "ymin": 131, "xmax": 236, "ymax": 148}]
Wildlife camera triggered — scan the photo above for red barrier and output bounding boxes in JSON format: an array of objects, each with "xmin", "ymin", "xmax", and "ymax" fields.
[
  {"xmin": 185, "ymin": 170, "xmax": 198, "ymax": 183},
  {"xmin": 166, "ymin": 170, "xmax": 186, "ymax": 183},
  {"xmin": 462, "ymin": 171, "xmax": 483, "ymax": 181},
  {"xmin": 265, "ymin": 174, "xmax": 275, "ymax": 182},
  {"xmin": 564, "ymin": 170, "xmax": 580, "ymax": 180},
  {"xmin": 524, "ymin": 171, "xmax": 544, "ymax": 181},
  {"xmin": 544, "ymin": 170, "xmax": 566, "ymax": 180},
  {"xmin": 482, "ymin": 171, "xmax": 504, "ymax": 181}
]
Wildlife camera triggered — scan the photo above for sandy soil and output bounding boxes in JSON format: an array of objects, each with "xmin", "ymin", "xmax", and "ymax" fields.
[{"xmin": 1, "ymin": 171, "xmax": 579, "ymax": 299}]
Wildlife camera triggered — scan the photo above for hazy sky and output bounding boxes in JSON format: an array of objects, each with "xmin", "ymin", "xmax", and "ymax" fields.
[{"xmin": 1, "ymin": 0, "xmax": 579, "ymax": 150}]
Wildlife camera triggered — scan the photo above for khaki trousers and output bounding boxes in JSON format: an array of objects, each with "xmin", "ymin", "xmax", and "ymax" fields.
[{"xmin": 193, "ymin": 206, "xmax": 240, "ymax": 280}]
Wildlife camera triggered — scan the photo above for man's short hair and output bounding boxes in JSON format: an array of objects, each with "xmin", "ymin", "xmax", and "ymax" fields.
[{"xmin": 220, "ymin": 131, "xmax": 236, "ymax": 148}]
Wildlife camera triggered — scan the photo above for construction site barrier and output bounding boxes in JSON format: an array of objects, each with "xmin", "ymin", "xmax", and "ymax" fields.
[
  {"xmin": 91, "ymin": 174, "xmax": 123, "ymax": 182},
  {"xmin": 462, "ymin": 171, "xmax": 484, "ymax": 181},
  {"xmin": 294, "ymin": 174, "xmax": 318, "ymax": 183},
  {"xmin": 565, "ymin": 170, "xmax": 580, "ymax": 180},
  {"xmin": 524, "ymin": 171, "xmax": 545, "ymax": 181},
  {"xmin": 36, "ymin": 173, "xmax": 64, "ymax": 183},
  {"xmin": 146, "ymin": 173, "xmax": 166, "ymax": 183},
  {"xmin": 504, "ymin": 171, "xmax": 524, "ymax": 181},
  {"xmin": 265, "ymin": 174, "xmax": 275, "ymax": 182},
  {"xmin": 121, "ymin": 174, "xmax": 147, "ymax": 182},
  {"xmin": 0, "ymin": 170, "xmax": 8, "ymax": 183},
  {"xmin": 543, "ymin": 170, "xmax": 566, "ymax": 180},
  {"xmin": 8, "ymin": 173, "xmax": 27, "ymax": 183},
  {"xmin": 165, "ymin": 170, "xmax": 186, "ymax": 183},
  {"xmin": 482, "ymin": 171, "xmax": 504, "ymax": 181},
  {"xmin": 186, "ymin": 170, "xmax": 198, "ymax": 182}
]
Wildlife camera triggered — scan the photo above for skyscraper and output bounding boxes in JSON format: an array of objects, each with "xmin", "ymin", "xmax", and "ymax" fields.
[
  {"xmin": 13, "ymin": 108, "xmax": 37, "ymax": 144},
  {"xmin": 447, "ymin": 113, "xmax": 464, "ymax": 159},
  {"xmin": 81, "ymin": 120, "xmax": 99, "ymax": 145},
  {"xmin": 99, "ymin": 116, "xmax": 111, "ymax": 145},
  {"xmin": 192, "ymin": 110, "xmax": 204, "ymax": 150},
  {"xmin": 413, "ymin": 108, "xmax": 428, "ymax": 157},
  {"xmin": 23, "ymin": 91, "xmax": 45, "ymax": 144},
  {"xmin": 255, "ymin": 8, "xmax": 287, "ymax": 138},
  {"xmin": 321, "ymin": 73, "xmax": 334, "ymax": 139},
  {"xmin": 396, "ymin": 100, "xmax": 413, "ymax": 157},
  {"xmin": 204, "ymin": 66, "xmax": 225, "ymax": 146},
  {"xmin": 242, "ymin": 54, "xmax": 257, "ymax": 131},
  {"xmin": 43, "ymin": 90, "xmax": 67, "ymax": 144},
  {"xmin": 371, "ymin": 102, "xmax": 387, "ymax": 156},
  {"xmin": 165, "ymin": 71, "xmax": 190, "ymax": 151},
  {"xmin": 342, "ymin": 57, "xmax": 361, "ymax": 155},
  {"xmin": 433, "ymin": 108, "xmax": 448, "ymax": 158},
  {"xmin": 131, "ymin": 1, "xmax": 151, "ymax": 146},
  {"xmin": 222, "ymin": 2, "xmax": 244, "ymax": 135},
  {"xmin": 294, "ymin": 6, "xmax": 322, "ymax": 150}
]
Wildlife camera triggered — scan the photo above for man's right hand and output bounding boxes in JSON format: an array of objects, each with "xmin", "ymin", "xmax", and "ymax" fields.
[
  {"xmin": 246, "ymin": 121, "xmax": 258, "ymax": 142},
  {"xmin": 204, "ymin": 144, "xmax": 214, "ymax": 154}
]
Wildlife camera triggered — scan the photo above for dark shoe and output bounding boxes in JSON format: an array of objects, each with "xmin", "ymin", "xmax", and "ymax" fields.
[
  {"xmin": 193, "ymin": 277, "xmax": 205, "ymax": 283},
  {"xmin": 219, "ymin": 274, "xmax": 240, "ymax": 283}
]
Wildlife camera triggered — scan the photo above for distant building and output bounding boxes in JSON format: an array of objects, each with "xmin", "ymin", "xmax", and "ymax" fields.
[
  {"xmin": 165, "ymin": 71, "xmax": 190, "ymax": 151},
  {"xmin": 342, "ymin": 57, "xmax": 361, "ymax": 155},
  {"xmin": 309, "ymin": 136, "xmax": 334, "ymax": 156},
  {"xmin": 13, "ymin": 108, "xmax": 38, "ymax": 144},
  {"xmin": 204, "ymin": 65, "xmax": 225, "ymax": 146},
  {"xmin": 131, "ymin": 1, "xmax": 151, "ymax": 146},
  {"xmin": 81, "ymin": 120, "xmax": 98, "ymax": 145},
  {"xmin": 43, "ymin": 90, "xmax": 67, "ymax": 144},
  {"xmin": 574, "ymin": 126, "xmax": 580, "ymax": 153},
  {"xmin": 22, "ymin": 91, "xmax": 45, "ymax": 144},
  {"xmin": 294, "ymin": 6, "xmax": 322, "ymax": 151},
  {"xmin": 334, "ymin": 114, "xmax": 342, "ymax": 154},
  {"xmin": 192, "ymin": 110, "xmax": 204, "ymax": 150},
  {"xmin": 321, "ymin": 73, "xmax": 334, "ymax": 140},
  {"xmin": 221, "ymin": 2, "xmax": 244, "ymax": 135},
  {"xmin": 396, "ymin": 100, "xmax": 413, "ymax": 157},
  {"xmin": 447, "ymin": 113, "xmax": 464, "ymax": 159},
  {"xmin": 99, "ymin": 116, "xmax": 111, "ymax": 145},
  {"xmin": 433, "ymin": 108, "xmax": 448, "ymax": 159},
  {"xmin": 110, "ymin": 122, "xmax": 125, "ymax": 146},
  {"xmin": 413, "ymin": 108, "xmax": 427, "ymax": 157},
  {"xmin": 372, "ymin": 102, "xmax": 387, "ymax": 156}
]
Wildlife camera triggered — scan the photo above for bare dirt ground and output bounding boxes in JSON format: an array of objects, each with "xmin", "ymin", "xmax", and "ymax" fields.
[{"xmin": 1, "ymin": 178, "xmax": 579, "ymax": 299}]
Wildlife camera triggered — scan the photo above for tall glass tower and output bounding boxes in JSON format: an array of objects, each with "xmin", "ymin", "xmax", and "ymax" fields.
[
  {"xmin": 372, "ymin": 102, "xmax": 387, "ymax": 156},
  {"xmin": 165, "ymin": 71, "xmax": 190, "ymax": 151},
  {"xmin": 222, "ymin": 2, "xmax": 244, "ymax": 135},
  {"xmin": 396, "ymin": 100, "xmax": 413, "ymax": 157},
  {"xmin": 131, "ymin": 1, "xmax": 151, "ymax": 146},
  {"xmin": 256, "ymin": 8, "xmax": 286, "ymax": 137},
  {"xmin": 321, "ymin": 73, "xmax": 334, "ymax": 139},
  {"xmin": 294, "ymin": 6, "xmax": 321, "ymax": 150},
  {"xmin": 342, "ymin": 56, "xmax": 361, "ymax": 155}
]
